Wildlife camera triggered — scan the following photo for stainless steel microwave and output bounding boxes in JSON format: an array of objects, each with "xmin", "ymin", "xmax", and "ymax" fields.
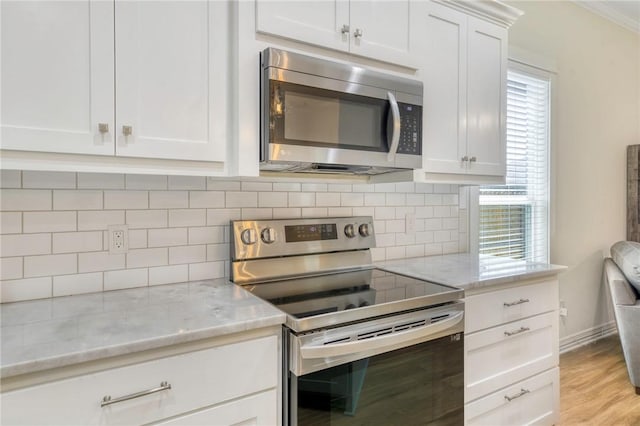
[{"xmin": 260, "ymin": 48, "xmax": 423, "ymax": 175}]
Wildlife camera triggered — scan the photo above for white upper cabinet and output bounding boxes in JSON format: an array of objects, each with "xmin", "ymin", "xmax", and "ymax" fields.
[
  {"xmin": 1, "ymin": 1, "xmax": 114, "ymax": 156},
  {"xmin": 1, "ymin": 0, "xmax": 229, "ymax": 172},
  {"xmin": 256, "ymin": 0, "xmax": 415, "ymax": 68},
  {"xmin": 115, "ymin": 1, "xmax": 227, "ymax": 162},
  {"xmin": 414, "ymin": 0, "xmax": 520, "ymax": 184}
]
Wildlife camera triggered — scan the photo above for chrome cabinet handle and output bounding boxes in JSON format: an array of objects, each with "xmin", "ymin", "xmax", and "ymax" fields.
[
  {"xmin": 101, "ymin": 381, "xmax": 171, "ymax": 407},
  {"xmin": 503, "ymin": 298, "xmax": 530, "ymax": 307},
  {"xmin": 504, "ymin": 326, "xmax": 530, "ymax": 337},
  {"xmin": 354, "ymin": 28, "xmax": 363, "ymax": 38},
  {"xmin": 461, "ymin": 156, "xmax": 469, "ymax": 162},
  {"xmin": 98, "ymin": 123, "xmax": 109, "ymax": 134},
  {"xmin": 504, "ymin": 388, "xmax": 530, "ymax": 402},
  {"xmin": 386, "ymin": 91, "xmax": 401, "ymax": 163},
  {"xmin": 341, "ymin": 24, "xmax": 350, "ymax": 34},
  {"xmin": 122, "ymin": 125, "xmax": 133, "ymax": 136},
  {"xmin": 469, "ymin": 156, "xmax": 477, "ymax": 162}
]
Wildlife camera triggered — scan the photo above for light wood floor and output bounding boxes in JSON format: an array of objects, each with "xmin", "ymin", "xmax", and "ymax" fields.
[{"xmin": 560, "ymin": 335, "xmax": 640, "ymax": 425}]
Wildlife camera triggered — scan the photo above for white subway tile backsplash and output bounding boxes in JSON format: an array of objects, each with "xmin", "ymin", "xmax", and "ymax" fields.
[
  {"xmin": 206, "ymin": 208, "xmax": 241, "ymax": 226},
  {"xmin": 169, "ymin": 245, "xmax": 206, "ymax": 265},
  {"xmin": 23, "ymin": 171, "xmax": 76, "ymax": 189},
  {"xmin": 289, "ymin": 192, "xmax": 315, "ymax": 208},
  {"xmin": 148, "ymin": 228, "xmax": 187, "ymax": 247},
  {"xmin": 53, "ymin": 272, "xmax": 103, "ymax": 297},
  {"xmin": 150, "ymin": 191, "xmax": 188, "ymax": 209},
  {"xmin": 53, "ymin": 190, "xmax": 102, "ymax": 210},
  {"xmin": 77, "ymin": 173, "xmax": 125, "ymax": 190},
  {"xmin": 125, "ymin": 174, "xmax": 167, "ymax": 190},
  {"xmin": 188, "ymin": 227, "xmax": 223, "ymax": 244},
  {"xmin": 189, "ymin": 261, "xmax": 224, "ymax": 281},
  {"xmin": 258, "ymin": 192, "xmax": 287, "ymax": 208},
  {"xmin": 79, "ymin": 252, "xmax": 125, "ymax": 273},
  {"xmin": 126, "ymin": 210, "xmax": 167, "ymax": 229},
  {"xmin": 104, "ymin": 268, "xmax": 148, "ymax": 291},
  {"xmin": 0, "ymin": 173, "xmax": 463, "ymax": 303},
  {"xmin": 149, "ymin": 264, "xmax": 188, "ymax": 286},
  {"xmin": 53, "ymin": 231, "xmax": 102, "ymax": 254},
  {"xmin": 1, "ymin": 189, "xmax": 51, "ymax": 211},
  {"xmin": 24, "ymin": 254, "xmax": 77, "ymax": 278},
  {"xmin": 0, "ymin": 212, "xmax": 22, "ymax": 234},
  {"xmin": 1, "ymin": 234, "xmax": 51, "ymax": 257},
  {"xmin": 127, "ymin": 248, "xmax": 168, "ymax": 268},
  {"xmin": 168, "ymin": 176, "xmax": 206, "ymax": 190},
  {"xmin": 1, "ymin": 277, "xmax": 52, "ymax": 302},
  {"xmin": 316, "ymin": 193, "xmax": 340, "ymax": 207},
  {"xmin": 0, "ymin": 257, "xmax": 22, "ymax": 280},
  {"xmin": 1, "ymin": 170, "xmax": 21, "ymax": 188},
  {"xmin": 226, "ymin": 191, "xmax": 257, "ymax": 208},
  {"xmin": 104, "ymin": 191, "xmax": 148, "ymax": 210},
  {"xmin": 168, "ymin": 209, "xmax": 206, "ymax": 227},
  {"xmin": 190, "ymin": 191, "xmax": 224, "ymax": 208},
  {"xmin": 23, "ymin": 211, "xmax": 76, "ymax": 233}
]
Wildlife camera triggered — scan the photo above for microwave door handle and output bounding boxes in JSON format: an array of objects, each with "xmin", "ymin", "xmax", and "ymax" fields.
[
  {"xmin": 386, "ymin": 91, "xmax": 401, "ymax": 163},
  {"xmin": 299, "ymin": 311, "xmax": 463, "ymax": 359}
]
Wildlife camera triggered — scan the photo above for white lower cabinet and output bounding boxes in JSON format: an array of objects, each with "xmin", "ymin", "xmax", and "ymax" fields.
[
  {"xmin": 1, "ymin": 335, "xmax": 279, "ymax": 426},
  {"xmin": 464, "ymin": 278, "xmax": 560, "ymax": 425}
]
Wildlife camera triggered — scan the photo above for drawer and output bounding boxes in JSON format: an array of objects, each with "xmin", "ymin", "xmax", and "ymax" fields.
[
  {"xmin": 465, "ymin": 367, "xmax": 559, "ymax": 426},
  {"xmin": 465, "ymin": 312, "xmax": 558, "ymax": 402},
  {"xmin": 465, "ymin": 279, "xmax": 558, "ymax": 333},
  {"xmin": 1, "ymin": 335, "xmax": 278, "ymax": 426}
]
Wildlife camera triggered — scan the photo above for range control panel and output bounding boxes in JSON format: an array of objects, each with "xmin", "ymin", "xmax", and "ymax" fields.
[{"xmin": 231, "ymin": 216, "xmax": 375, "ymax": 261}]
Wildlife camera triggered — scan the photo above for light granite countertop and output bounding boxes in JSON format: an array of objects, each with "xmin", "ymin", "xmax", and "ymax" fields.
[
  {"xmin": 0, "ymin": 279, "xmax": 286, "ymax": 379},
  {"xmin": 377, "ymin": 253, "xmax": 566, "ymax": 291}
]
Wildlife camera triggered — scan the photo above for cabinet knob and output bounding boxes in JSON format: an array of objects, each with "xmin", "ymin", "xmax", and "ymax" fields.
[
  {"xmin": 341, "ymin": 24, "xmax": 350, "ymax": 34},
  {"xmin": 98, "ymin": 123, "xmax": 109, "ymax": 134},
  {"xmin": 469, "ymin": 156, "xmax": 477, "ymax": 162},
  {"xmin": 122, "ymin": 125, "xmax": 133, "ymax": 136},
  {"xmin": 354, "ymin": 28, "xmax": 363, "ymax": 38},
  {"xmin": 461, "ymin": 156, "xmax": 469, "ymax": 162}
]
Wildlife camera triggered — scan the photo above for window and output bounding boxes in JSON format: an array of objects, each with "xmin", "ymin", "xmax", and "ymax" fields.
[{"xmin": 479, "ymin": 66, "xmax": 550, "ymax": 263}]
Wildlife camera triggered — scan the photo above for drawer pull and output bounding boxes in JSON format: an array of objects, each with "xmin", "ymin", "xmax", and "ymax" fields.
[
  {"xmin": 101, "ymin": 381, "xmax": 171, "ymax": 407},
  {"xmin": 503, "ymin": 298, "xmax": 530, "ymax": 307},
  {"xmin": 504, "ymin": 388, "xmax": 530, "ymax": 402},
  {"xmin": 504, "ymin": 326, "xmax": 530, "ymax": 337}
]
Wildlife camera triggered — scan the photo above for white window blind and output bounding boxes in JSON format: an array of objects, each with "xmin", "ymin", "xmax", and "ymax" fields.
[{"xmin": 479, "ymin": 68, "xmax": 550, "ymax": 263}]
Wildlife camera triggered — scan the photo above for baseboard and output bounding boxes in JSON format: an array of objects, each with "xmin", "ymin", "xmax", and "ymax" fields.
[{"xmin": 560, "ymin": 321, "xmax": 618, "ymax": 354}]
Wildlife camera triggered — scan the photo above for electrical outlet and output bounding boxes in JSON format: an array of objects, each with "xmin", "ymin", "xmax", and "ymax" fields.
[
  {"xmin": 559, "ymin": 300, "xmax": 568, "ymax": 317},
  {"xmin": 406, "ymin": 213, "xmax": 416, "ymax": 233},
  {"xmin": 108, "ymin": 225, "xmax": 129, "ymax": 254}
]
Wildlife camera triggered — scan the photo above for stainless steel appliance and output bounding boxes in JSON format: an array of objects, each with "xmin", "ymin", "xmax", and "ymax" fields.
[
  {"xmin": 230, "ymin": 217, "xmax": 465, "ymax": 425},
  {"xmin": 260, "ymin": 48, "xmax": 423, "ymax": 175}
]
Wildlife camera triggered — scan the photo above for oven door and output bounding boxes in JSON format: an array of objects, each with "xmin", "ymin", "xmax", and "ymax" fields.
[
  {"xmin": 261, "ymin": 68, "xmax": 422, "ymax": 170},
  {"xmin": 286, "ymin": 303, "xmax": 464, "ymax": 425}
]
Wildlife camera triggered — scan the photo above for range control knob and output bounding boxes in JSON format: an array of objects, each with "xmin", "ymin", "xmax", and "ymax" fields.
[
  {"xmin": 261, "ymin": 227, "xmax": 276, "ymax": 244},
  {"xmin": 344, "ymin": 224, "xmax": 356, "ymax": 238},
  {"xmin": 359, "ymin": 223, "xmax": 371, "ymax": 237},
  {"xmin": 360, "ymin": 301, "xmax": 370, "ymax": 307},
  {"xmin": 345, "ymin": 303, "xmax": 356, "ymax": 310},
  {"xmin": 240, "ymin": 229, "xmax": 257, "ymax": 245}
]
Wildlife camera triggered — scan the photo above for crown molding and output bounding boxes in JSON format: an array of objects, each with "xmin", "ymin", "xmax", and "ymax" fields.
[
  {"xmin": 435, "ymin": 0, "xmax": 524, "ymax": 28},
  {"xmin": 573, "ymin": 1, "xmax": 640, "ymax": 34}
]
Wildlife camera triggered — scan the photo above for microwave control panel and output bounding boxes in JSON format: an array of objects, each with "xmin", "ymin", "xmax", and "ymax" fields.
[{"xmin": 397, "ymin": 103, "xmax": 422, "ymax": 155}]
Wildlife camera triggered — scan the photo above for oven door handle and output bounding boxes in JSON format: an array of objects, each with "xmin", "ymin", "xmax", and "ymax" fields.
[
  {"xmin": 386, "ymin": 91, "xmax": 401, "ymax": 163},
  {"xmin": 299, "ymin": 311, "xmax": 463, "ymax": 359}
]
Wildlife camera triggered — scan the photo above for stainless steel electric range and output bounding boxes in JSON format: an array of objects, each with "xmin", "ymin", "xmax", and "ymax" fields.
[{"xmin": 230, "ymin": 216, "xmax": 465, "ymax": 425}]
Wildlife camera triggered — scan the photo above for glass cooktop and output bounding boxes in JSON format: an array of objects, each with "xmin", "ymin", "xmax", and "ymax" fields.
[{"xmin": 240, "ymin": 268, "xmax": 463, "ymax": 332}]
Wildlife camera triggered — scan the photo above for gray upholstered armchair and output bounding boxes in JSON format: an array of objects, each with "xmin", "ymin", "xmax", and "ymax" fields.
[{"xmin": 604, "ymin": 241, "xmax": 640, "ymax": 395}]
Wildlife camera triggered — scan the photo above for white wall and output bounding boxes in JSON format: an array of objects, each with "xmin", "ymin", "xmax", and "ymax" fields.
[
  {"xmin": 506, "ymin": 1, "xmax": 640, "ymax": 344},
  {"xmin": 0, "ymin": 170, "xmax": 465, "ymax": 303}
]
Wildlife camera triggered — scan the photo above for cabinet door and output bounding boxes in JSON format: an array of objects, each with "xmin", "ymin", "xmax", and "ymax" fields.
[
  {"xmin": 418, "ymin": 2, "xmax": 467, "ymax": 174},
  {"xmin": 349, "ymin": 1, "xmax": 415, "ymax": 68},
  {"xmin": 1, "ymin": 1, "xmax": 114, "ymax": 155},
  {"xmin": 256, "ymin": 0, "xmax": 350, "ymax": 53},
  {"xmin": 115, "ymin": 1, "xmax": 227, "ymax": 162},
  {"xmin": 466, "ymin": 17, "xmax": 507, "ymax": 177}
]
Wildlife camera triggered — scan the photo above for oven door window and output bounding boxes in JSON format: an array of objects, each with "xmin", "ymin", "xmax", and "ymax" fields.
[
  {"xmin": 270, "ymin": 80, "xmax": 391, "ymax": 153},
  {"xmin": 289, "ymin": 335, "xmax": 464, "ymax": 425}
]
